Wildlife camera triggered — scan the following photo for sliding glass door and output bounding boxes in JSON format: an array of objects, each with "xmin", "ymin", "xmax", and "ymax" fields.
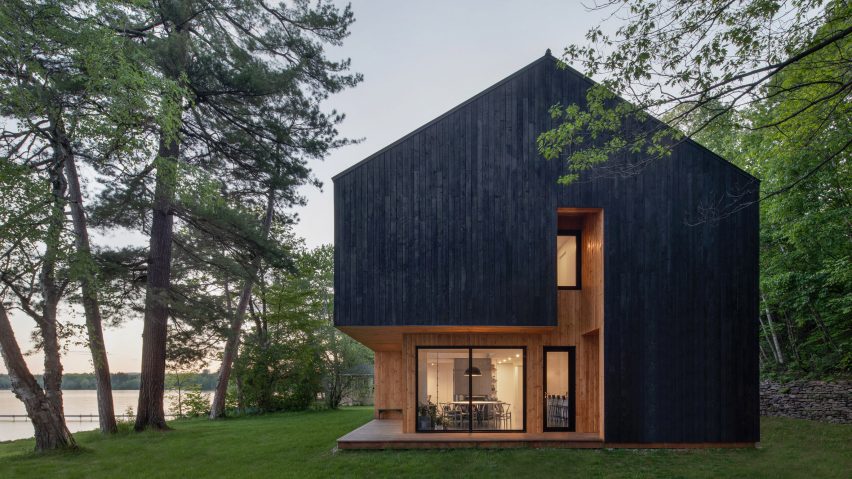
[{"xmin": 416, "ymin": 347, "xmax": 525, "ymax": 432}]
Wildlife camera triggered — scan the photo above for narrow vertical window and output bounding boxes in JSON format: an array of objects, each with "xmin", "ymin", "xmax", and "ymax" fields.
[
  {"xmin": 557, "ymin": 230, "xmax": 581, "ymax": 289},
  {"xmin": 544, "ymin": 347, "xmax": 576, "ymax": 431}
]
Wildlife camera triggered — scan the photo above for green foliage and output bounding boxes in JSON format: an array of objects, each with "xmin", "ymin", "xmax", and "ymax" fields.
[
  {"xmin": 236, "ymin": 335, "xmax": 324, "ymax": 413},
  {"xmin": 0, "ymin": 0, "xmax": 189, "ymax": 350},
  {"xmin": 82, "ymin": 0, "xmax": 363, "ymax": 367},
  {"xmin": 232, "ymin": 245, "xmax": 372, "ymax": 413},
  {"xmin": 181, "ymin": 385, "xmax": 211, "ymax": 418},
  {"xmin": 167, "ymin": 371, "xmax": 215, "ymax": 418},
  {"xmin": 539, "ymin": 1, "xmax": 850, "ymax": 184},
  {"xmin": 0, "ymin": 161, "xmax": 49, "ymax": 245}
]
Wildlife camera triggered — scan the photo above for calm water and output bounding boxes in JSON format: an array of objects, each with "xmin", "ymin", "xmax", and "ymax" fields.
[{"xmin": 0, "ymin": 390, "xmax": 184, "ymax": 442}]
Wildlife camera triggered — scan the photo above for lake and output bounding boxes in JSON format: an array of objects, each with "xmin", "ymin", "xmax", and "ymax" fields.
[{"xmin": 0, "ymin": 390, "xmax": 186, "ymax": 442}]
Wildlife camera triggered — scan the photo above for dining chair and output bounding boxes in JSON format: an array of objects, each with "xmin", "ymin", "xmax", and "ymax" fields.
[{"xmin": 494, "ymin": 402, "xmax": 512, "ymax": 429}]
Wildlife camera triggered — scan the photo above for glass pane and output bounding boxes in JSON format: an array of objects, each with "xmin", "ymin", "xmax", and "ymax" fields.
[
  {"xmin": 545, "ymin": 350, "xmax": 572, "ymax": 429},
  {"xmin": 417, "ymin": 349, "xmax": 469, "ymax": 431},
  {"xmin": 557, "ymin": 234, "xmax": 578, "ymax": 287},
  {"xmin": 471, "ymin": 349, "xmax": 524, "ymax": 431}
]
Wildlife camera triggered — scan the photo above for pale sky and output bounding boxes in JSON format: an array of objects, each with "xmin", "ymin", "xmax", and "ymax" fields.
[{"xmin": 4, "ymin": 0, "xmax": 596, "ymax": 375}]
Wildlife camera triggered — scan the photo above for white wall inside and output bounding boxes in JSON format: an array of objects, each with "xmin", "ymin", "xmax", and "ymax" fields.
[{"xmin": 545, "ymin": 351, "xmax": 570, "ymax": 397}]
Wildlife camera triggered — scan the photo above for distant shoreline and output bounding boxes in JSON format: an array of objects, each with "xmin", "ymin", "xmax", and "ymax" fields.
[{"xmin": 0, "ymin": 372, "xmax": 218, "ymax": 391}]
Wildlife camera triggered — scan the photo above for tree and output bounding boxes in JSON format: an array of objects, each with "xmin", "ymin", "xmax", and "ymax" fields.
[
  {"xmin": 0, "ymin": 0, "xmax": 78, "ymax": 437},
  {"xmin": 92, "ymin": 0, "xmax": 360, "ymax": 431},
  {"xmin": 0, "ymin": 153, "xmax": 77, "ymax": 452},
  {"xmin": 0, "ymin": 305, "xmax": 76, "ymax": 450},
  {"xmin": 0, "ymin": 0, "xmax": 184, "ymax": 435},
  {"xmin": 232, "ymin": 245, "xmax": 372, "ymax": 412},
  {"xmin": 64, "ymin": 151, "xmax": 118, "ymax": 434},
  {"xmin": 298, "ymin": 245, "xmax": 371, "ymax": 409},
  {"xmin": 209, "ymin": 187, "xmax": 276, "ymax": 419},
  {"xmin": 538, "ymin": 0, "xmax": 851, "ymax": 205}
]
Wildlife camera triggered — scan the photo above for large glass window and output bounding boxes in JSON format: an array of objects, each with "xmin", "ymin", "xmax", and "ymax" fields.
[
  {"xmin": 557, "ymin": 230, "xmax": 581, "ymax": 289},
  {"xmin": 416, "ymin": 347, "xmax": 525, "ymax": 432},
  {"xmin": 544, "ymin": 347, "xmax": 576, "ymax": 431},
  {"xmin": 416, "ymin": 348, "xmax": 468, "ymax": 431}
]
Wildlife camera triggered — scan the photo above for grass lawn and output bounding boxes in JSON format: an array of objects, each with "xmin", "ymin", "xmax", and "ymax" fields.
[{"xmin": 0, "ymin": 408, "xmax": 849, "ymax": 478}]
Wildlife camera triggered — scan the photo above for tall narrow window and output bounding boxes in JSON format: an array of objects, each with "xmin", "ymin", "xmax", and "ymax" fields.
[
  {"xmin": 557, "ymin": 230, "xmax": 581, "ymax": 289},
  {"xmin": 544, "ymin": 347, "xmax": 576, "ymax": 431}
]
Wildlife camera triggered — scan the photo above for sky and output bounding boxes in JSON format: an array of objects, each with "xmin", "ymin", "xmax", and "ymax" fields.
[{"xmin": 4, "ymin": 0, "xmax": 597, "ymax": 375}]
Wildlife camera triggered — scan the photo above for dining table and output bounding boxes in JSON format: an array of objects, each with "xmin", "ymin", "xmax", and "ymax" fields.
[{"xmin": 447, "ymin": 400, "xmax": 506, "ymax": 425}]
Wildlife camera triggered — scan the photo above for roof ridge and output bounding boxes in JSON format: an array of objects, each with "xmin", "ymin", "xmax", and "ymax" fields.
[
  {"xmin": 332, "ymin": 51, "xmax": 758, "ymax": 183},
  {"xmin": 332, "ymin": 52, "xmax": 554, "ymax": 181}
]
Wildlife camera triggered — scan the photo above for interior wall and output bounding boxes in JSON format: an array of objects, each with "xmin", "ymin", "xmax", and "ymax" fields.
[
  {"xmin": 424, "ymin": 361, "xmax": 455, "ymax": 405},
  {"xmin": 545, "ymin": 351, "xmax": 570, "ymax": 396},
  {"xmin": 450, "ymin": 358, "xmax": 492, "ymax": 397},
  {"xmin": 495, "ymin": 363, "xmax": 523, "ymax": 425}
]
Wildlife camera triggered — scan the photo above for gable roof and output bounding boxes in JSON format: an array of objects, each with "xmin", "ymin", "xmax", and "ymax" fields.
[{"xmin": 333, "ymin": 50, "xmax": 757, "ymax": 183}]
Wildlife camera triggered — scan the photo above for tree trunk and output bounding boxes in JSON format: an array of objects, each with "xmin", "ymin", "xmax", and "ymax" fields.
[
  {"xmin": 135, "ymin": 134, "xmax": 178, "ymax": 431},
  {"xmin": 758, "ymin": 313, "xmax": 782, "ymax": 364},
  {"xmin": 807, "ymin": 300, "xmax": 840, "ymax": 353},
  {"xmin": 62, "ymin": 130, "xmax": 117, "ymax": 434},
  {"xmin": 235, "ymin": 360, "xmax": 245, "ymax": 414},
  {"xmin": 0, "ymin": 305, "xmax": 76, "ymax": 452},
  {"xmin": 40, "ymin": 138, "xmax": 68, "ymax": 420},
  {"xmin": 209, "ymin": 191, "xmax": 275, "ymax": 419},
  {"xmin": 782, "ymin": 310, "xmax": 803, "ymax": 365},
  {"xmin": 761, "ymin": 292, "xmax": 784, "ymax": 364}
]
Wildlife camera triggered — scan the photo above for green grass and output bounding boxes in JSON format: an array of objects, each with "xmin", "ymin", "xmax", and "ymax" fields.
[{"xmin": 0, "ymin": 408, "xmax": 849, "ymax": 478}]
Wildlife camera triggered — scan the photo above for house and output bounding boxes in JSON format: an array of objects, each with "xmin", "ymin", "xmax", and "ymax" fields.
[{"xmin": 333, "ymin": 51, "xmax": 760, "ymax": 448}]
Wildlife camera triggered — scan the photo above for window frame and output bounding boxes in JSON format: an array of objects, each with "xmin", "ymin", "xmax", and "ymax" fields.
[
  {"xmin": 556, "ymin": 229, "xmax": 582, "ymax": 290},
  {"xmin": 542, "ymin": 346, "xmax": 577, "ymax": 432},
  {"xmin": 414, "ymin": 345, "xmax": 527, "ymax": 433}
]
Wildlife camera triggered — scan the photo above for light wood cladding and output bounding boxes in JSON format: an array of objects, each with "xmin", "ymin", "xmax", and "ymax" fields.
[
  {"xmin": 580, "ymin": 211, "xmax": 604, "ymax": 334},
  {"xmin": 578, "ymin": 330, "xmax": 601, "ymax": 432},
  {"xmin": 374, "ymin": 351, "xmax": 403, "ymax": 418}
]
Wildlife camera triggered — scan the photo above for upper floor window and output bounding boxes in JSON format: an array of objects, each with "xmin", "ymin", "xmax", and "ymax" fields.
[{"xmin": 557, "ymin": 230, "xmax": 581, "ymax": 289}]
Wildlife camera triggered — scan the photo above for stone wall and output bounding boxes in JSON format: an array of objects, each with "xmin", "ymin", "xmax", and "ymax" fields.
[{"xmin": 760, "ymin": 380, "xmax": 852, "ymax": 424}]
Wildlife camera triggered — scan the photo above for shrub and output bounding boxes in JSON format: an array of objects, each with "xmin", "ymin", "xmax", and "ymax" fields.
[{"xmin": 183, "ymin": 385, "xmax": 211, "ymax": 417}]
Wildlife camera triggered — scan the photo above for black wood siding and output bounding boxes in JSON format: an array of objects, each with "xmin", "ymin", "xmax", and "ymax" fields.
[{"xmin": 333, "ymin": 54, "xmax": 760, "ymax": 443}]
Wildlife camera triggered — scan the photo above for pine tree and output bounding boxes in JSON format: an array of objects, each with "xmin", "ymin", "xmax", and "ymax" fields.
[{"xmin": 93, "ymin": 0, "xmax": 360, "ymax": 430}]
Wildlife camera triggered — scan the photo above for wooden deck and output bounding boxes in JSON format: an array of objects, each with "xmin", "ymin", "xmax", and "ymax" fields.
[{"xmin": 336, "ymin": 419, "xmax": 604, "ymax": 449}]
